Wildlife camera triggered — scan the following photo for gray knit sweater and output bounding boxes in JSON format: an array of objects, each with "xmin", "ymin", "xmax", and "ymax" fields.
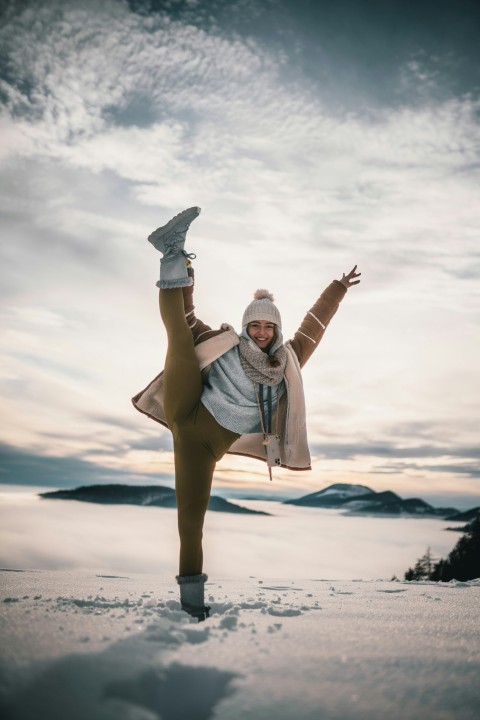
[{"xmin": 201, "ymin": 346, "xmax": 285, "ymax": 434}]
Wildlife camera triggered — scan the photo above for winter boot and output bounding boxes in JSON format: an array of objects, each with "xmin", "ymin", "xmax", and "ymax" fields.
[
  {"xmin": 148, "ymin": 207, "xmax": 201, "ymax": 289},
  {"xmin": 176, "ymin": 572, "xmax": 210, "ymax": 622}
]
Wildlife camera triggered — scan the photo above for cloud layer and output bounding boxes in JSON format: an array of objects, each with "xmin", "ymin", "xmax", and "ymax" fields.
[{"xmin": 0, "ymin": 0, "xmax": 479, "ymax": 499}]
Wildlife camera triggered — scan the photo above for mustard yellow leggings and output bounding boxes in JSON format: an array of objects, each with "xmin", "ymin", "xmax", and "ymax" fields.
[{"xmin": 159, "ymin": 289, "xmax": 239, "ymax": 576}]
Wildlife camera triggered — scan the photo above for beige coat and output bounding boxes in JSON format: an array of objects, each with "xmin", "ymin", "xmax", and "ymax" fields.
[{"xmin": 132, "ymin": 280, "xmax": 347, "ymax": 471}]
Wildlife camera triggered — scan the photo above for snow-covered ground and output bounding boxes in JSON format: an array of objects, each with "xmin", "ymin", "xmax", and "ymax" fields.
[
  {"xmin": 1, "ymin": 571, "xmax": 479, "ymax": 720},
  {"xmin": 1, "ymin": 487, "xmax": 479, "ymax": 718}
]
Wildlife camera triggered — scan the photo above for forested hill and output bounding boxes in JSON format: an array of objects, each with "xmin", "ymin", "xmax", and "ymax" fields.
[
  {"xmin": 284, "ymin": 483, "xmax": 478, "ymax": 519},
  {"xmin": 40, "ymin": 485, "xmax": 271, "ymax": 515}
]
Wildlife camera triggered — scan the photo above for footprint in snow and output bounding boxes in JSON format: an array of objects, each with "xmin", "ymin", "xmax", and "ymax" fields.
[{"xmin": 267, "ymin": 607, "xmax": 302, "ymax": 617}]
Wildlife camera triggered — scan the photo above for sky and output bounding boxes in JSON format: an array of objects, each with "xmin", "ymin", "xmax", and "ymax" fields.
[{"xmin": 0, "ymin": 0, "xmax": 479, "ymax": 507}]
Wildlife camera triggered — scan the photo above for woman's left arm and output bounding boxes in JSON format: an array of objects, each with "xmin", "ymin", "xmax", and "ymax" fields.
[{"xmin": 290, "ymin": 265, "xmax": 361, "ymax": 368}]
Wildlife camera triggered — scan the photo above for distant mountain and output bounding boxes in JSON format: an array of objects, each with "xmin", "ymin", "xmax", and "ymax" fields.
[
  {"xmin": 284, "ymin": 483, "xmax": 459, "ymax": 518},
  {"xmin": 40, "ymin": 485, "xmax": 271, "ymax": 516},
  {"xmin": 444, "ymin": 509, "xmax": 480, "ymax": 533},
  {"xmin": 444, "ymin": 507, "xmax": 480, "ymax": 522},
  {"xmin": 285, "ymin": 483, "xmax": 374, "ymax": 508}
]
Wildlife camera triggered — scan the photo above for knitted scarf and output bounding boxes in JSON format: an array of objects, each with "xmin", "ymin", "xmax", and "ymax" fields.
[{"xmin": 238, "ymin": 335, "xmax": 287, "ymax": 386}]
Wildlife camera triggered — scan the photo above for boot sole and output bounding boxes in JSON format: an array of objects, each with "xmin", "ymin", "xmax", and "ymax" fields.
[{"xmin": 148, "ymin": 206, "xmax": 201, "ymax": 251}]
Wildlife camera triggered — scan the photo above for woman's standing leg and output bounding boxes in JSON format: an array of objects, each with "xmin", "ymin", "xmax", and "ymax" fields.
[
  {"xmin": 173, "ymin": 430, "xmax": 216, "ymax": 575},
  {"xmin": 172, "ymin": 404, "xmax": 238, "ymax": 576}
]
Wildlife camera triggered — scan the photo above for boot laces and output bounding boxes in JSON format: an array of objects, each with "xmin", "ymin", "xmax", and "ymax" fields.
[{"xmin": 164, "ymin": 230, "xmax": 196, "ymax": 260}]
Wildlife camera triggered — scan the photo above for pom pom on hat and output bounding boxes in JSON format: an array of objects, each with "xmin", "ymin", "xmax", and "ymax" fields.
[
  {"xmin": 253, "ymin": 289, "xmax": 275, "ymax": 302},
  {"xmin": 242, "ymin": 288, "xmax": 282, "ymax": 329}
]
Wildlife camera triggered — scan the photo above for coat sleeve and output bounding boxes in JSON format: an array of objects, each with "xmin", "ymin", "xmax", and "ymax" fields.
[
  {"xmin": 289, "ymin": 280, "xmax": 347, "ymax": 368},
  {"xmin": 182, "ymin": 267, "xmax": 224, "ymax": 345}
]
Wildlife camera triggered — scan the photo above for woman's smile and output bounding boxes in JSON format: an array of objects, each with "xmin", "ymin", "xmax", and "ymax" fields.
[{"xmin": 247, "ymin": 321, "xmax": 275, "ymax": 349}]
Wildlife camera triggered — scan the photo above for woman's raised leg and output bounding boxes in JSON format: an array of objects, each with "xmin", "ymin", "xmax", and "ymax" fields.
[{"xmin": 159, "ymin": 288, "xmax": 203, "ymax": 431}]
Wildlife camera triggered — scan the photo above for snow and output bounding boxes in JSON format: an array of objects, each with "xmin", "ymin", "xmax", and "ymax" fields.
[
  {"xmin": 1, "ymin": 571, "xmax": 479, "ymax": 719},
  {"xmin": 1, "ymin": 489, "xmax": 479, "ymax": 717},
  {"xmin": 314, "ymin": 484, "xmax": 373, "ymax": 499}
]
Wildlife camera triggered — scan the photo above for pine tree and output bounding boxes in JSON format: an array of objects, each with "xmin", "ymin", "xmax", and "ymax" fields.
[
  {"xmin": 404, "ymin": 547, "xmax": 435, "ymax": 580},
  {"xmin": 430, "ymin": 517, "xmax": 480, "ymax": 581},
  {"xmin": 404, "ymin": 518, "xmax": 480, "ymax": 582}
]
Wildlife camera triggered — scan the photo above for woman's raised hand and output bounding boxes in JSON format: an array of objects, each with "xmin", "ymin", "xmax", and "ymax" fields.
[{"xmin": 339, "ymin": 265, "xmax": 361, "ymax": 288}]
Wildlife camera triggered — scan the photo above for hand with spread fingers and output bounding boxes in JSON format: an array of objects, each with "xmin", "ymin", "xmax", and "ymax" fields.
[{"xmin": 339, "ymin": 265, "xmax": 361, "ymax": 289}]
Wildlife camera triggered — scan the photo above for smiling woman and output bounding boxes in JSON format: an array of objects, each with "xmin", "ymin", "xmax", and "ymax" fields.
[
  {"xmin": 132, "ymin": 207, "xmax": 360, "ymax": 620},
  {"xmin": 247, "ymin": 316, "xmax": 276, "ymax": 350}
]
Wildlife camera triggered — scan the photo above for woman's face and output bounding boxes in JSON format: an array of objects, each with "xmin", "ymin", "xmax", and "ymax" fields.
[{"xmin": 247, "ymin": 320, "xmax": 276, "ymax": 350}]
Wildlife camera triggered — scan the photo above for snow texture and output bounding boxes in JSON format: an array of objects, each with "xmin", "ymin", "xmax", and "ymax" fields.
[{"xmin": 1, "ymin": 570, "xmax": 479, "ymax": 719}]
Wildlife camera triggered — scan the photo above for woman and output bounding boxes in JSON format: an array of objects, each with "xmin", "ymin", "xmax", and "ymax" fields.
[{"xmin": 133, "ymin": 207, "xmax": 360, "ymax": 619}]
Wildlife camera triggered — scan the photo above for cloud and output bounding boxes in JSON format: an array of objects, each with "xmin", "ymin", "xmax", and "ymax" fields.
[
  {"xmin": 0, "ymin": 486, "xmax": 468, "ymax": 577},
  {"xmin": 310, "ymin": 440, "xmax": 480, "ymax": 461},
  {"xmin": 0, "ymin": 441, "xmax": 174, "ymax": 487},
  {"xmin": 0, "ymin": 0, "xmax": 479, "ymax": 498},
  {"xmin": 2, "ymin": 2, "xmax": 479, "ymax": 293},
  {"xmin": 307, "ymin": 434, "xmax": 480, "ymax": 482}
]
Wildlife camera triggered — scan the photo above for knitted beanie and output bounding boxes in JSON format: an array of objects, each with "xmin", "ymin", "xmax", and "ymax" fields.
[{"xmin": 242, "ymin": 289, "xmax": 282, "ymax": 329}]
